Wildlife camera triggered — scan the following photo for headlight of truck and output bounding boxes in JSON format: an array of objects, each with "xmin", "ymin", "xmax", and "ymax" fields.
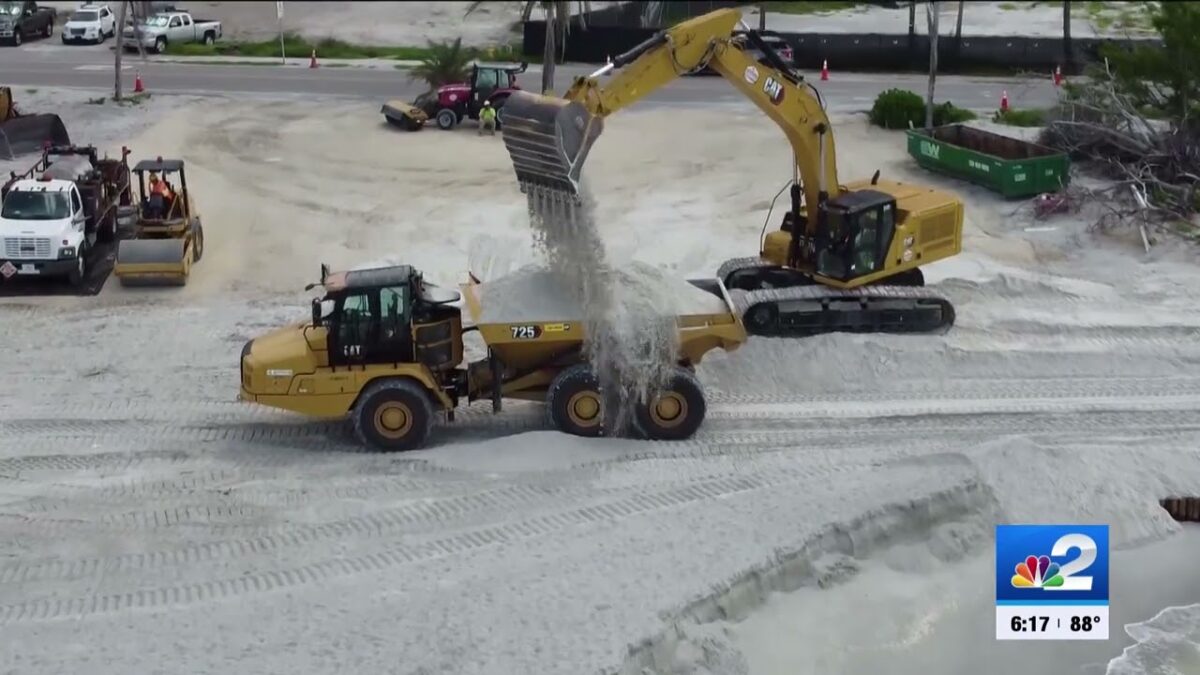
[{"xmin": 58, "ymin": 247, "xmax": 75, "ymax": 259}]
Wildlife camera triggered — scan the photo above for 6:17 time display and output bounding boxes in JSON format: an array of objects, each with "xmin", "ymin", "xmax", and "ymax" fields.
[{"xmin": 1011, "ymin": 615, "xmax": 1050, "ymax": 632}]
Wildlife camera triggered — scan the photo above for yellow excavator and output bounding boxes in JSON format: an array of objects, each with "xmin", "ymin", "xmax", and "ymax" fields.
[{"xmin": 499, "ymin": 8, "xmax": 963, "ymax": 337}]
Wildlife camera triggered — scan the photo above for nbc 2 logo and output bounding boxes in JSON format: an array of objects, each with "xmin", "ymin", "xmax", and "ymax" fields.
[
  {"xmin": 995, "ymin": 524, "xmax": 1109, "ymax": 604},
  {"xmin": 1010, "ymin": 532, "xmax": 1097, "ymax": 591}
]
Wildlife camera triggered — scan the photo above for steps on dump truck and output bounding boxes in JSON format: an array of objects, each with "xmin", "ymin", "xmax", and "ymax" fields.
[{"xmin": 717, "ymin": 257, "xmax": 955, "ymax": 338}]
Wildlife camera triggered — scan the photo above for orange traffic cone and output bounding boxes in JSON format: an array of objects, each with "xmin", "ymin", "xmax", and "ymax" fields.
[
  {"xmin": 1053, "ymin": 65, "xmax": 1063, "ymax": 86},
  {"xmin": 133, "ymin": 71, "xmax": 144, "ymax": 93},
  {"xmin": 1000, "ymin": 89, "xmax": 1009, "ymax": 112},
  {"xmin": 309, "ymin": 48, "xmax": 318, "ymax": 69},
  {"xmin": 820, "ymin": 59, "xmax": 829, "ymax": 81}
]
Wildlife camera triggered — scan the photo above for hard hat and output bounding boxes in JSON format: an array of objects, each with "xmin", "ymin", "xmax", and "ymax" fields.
[{"xmin": 484, "ymin": 100, "xmax": 491, "ymax": 105}]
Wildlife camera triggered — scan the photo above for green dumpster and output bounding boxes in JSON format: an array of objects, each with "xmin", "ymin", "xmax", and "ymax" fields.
[{"xmin": 906, "ymin": 124, "xmax": 1070, "ymax": 198}]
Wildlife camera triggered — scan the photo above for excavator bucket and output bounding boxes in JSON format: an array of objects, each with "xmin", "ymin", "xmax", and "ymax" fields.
[
  {"xmin": 0, "ymin": 114, "xmax": 71, "ymax": 161},
  {"xmin": 114, "ymin": 239, "xmax": 191, "ymax": 286},
  {"xmin": 499, "ymin": 90, "xmax": 604, "ymax": 200}
]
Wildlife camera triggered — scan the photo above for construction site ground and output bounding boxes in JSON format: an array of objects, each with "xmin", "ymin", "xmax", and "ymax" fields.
[{"xmin": 1, "ymin": 88, "xmax": 1198, "ymax": 675}]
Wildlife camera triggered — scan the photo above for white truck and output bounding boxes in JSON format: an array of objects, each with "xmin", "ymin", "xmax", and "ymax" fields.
[
  {"xmin": 0, "ymin": 145, "xmax": 132, "ymax": 287},
  {"xmin": 122, "ymin": 9, "xmax": 221, "ymax": 53}
]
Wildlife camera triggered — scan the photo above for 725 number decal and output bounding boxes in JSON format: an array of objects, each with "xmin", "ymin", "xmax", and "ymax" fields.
[{"xmin": 510, "ymin": 325, "xmax": 542, "ymax": 339}]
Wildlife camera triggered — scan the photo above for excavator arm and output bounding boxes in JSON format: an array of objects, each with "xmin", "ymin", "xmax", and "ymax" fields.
[{"xmin": 499, "ymin": 7, "xmax": 840, "ymax": 236}]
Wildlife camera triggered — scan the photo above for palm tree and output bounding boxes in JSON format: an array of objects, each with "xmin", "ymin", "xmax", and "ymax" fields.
[
  {"xmin": 409, "ymin": 37, "xmax": 474, "ymax": 90},
  {"xmin": 466, "ymin": 1, "xmax": 590, "ymax": 95}
]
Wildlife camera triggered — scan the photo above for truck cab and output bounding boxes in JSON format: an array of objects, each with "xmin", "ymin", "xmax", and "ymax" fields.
[
  {"xmin": 0, "ymin": 175, "xmax": 91, "ymax": 285},
  {"xmin": 0, "ymin": 1, "xmax": 56, "ymax": 46},
  {"xmin": 240, "ymin": 264, "xmax": 466, "ymax": 449}
]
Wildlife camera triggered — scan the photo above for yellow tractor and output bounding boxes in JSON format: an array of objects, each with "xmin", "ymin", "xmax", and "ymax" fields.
[
  {"xmin": 500, "ymin": 7, "xmax": 964, "ymax": 338},
  {"xmin": 0, "ymin": 86, "xmax": 71, "ymax": 160},
  {"xmin": 239, "ymin": 263, "xmax": 747, "ymax": 451},
  {"xmin": 113, "ymin": 157, "xmax": 205, "ymax": 286}
]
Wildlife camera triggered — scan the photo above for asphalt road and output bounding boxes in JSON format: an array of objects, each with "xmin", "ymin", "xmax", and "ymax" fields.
[{"xmin": 5, "ymin": 39, "xmax": 1062, "ymax": 112}]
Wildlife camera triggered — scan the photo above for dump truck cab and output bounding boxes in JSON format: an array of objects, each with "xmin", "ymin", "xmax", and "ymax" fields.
[
  {"xmin": 113, "ymin": 156, "xmax": 205, "ymax": 286},
  {"xmin": 241, "ymin": 263, "xmax": 747, "ymax": 452},
  {"xmin": 240, "ymin": 263, "xmax": 465, "ymax": 451}
]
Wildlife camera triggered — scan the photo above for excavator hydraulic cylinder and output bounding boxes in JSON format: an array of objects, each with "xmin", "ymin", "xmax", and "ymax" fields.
[{"xmin": 499, "ymin": 90, "xmax": 604, "ymax": 201}]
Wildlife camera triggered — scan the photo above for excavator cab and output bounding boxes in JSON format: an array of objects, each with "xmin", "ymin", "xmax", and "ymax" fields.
[{"xmin": 812, "ymin": 190, "xmax": 897, "ymax": 282}]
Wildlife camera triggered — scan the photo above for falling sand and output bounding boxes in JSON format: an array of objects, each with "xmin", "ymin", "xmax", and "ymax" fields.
[{"xmin": 523, "ymin": 184, "xmax": 684, "ymax": 434}]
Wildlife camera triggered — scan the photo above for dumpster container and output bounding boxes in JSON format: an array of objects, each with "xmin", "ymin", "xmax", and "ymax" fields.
[{"xmin": 906, "ymin": 124, "xmax": 1069, "ymax": 198}]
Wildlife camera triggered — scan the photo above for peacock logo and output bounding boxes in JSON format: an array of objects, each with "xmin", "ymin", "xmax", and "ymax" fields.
[{"xmin": 1011, "ymin": 555, "xmax": 1064, "ymax": 588}]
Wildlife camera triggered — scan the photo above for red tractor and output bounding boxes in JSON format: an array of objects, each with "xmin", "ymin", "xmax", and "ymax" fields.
[{"xmin": 382, "ymin": 61, "xmax": 528, "ymax": 132}]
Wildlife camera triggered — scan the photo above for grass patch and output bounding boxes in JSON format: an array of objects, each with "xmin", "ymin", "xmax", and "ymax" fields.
[
  {"xmin": 164, "ymin": 33, "xmax": 528, "ymax": 62},
  {"xmin": 992, "ymin": 108, "xmax": 1046, "ymax": 127},
  {"xmin": 999, "ymin": 2, "xmax": 1018, "ymax": 10},
  {"xmin": 761, "ymin": 1, "xmax": 862, "ymax": 15},
  {"xmin": 24, "ymin": 88, "xmax": 37, "ymax": 94},
  {"xmin": 85, "ymin": 96, "xmax": 106, "ymax": 105},
  {"xmin": 116, "ymin": 92, "xmax": 151, "ymax": 106}
]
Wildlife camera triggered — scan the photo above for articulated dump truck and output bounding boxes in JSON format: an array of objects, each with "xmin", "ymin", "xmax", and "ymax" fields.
[{"xmin": 239, "ymin": 263, "xmax": 747, "ymax": 451}]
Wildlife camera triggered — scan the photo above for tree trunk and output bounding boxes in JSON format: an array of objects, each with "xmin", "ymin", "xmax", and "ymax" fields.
[
  {"xmin": 114, "ymin": 0, "xmax": 127, "ymax": 101},
  {"xmin": 555, "ymin": 1, "xmax": 568, "ymax": 64},
  {"xmin": 759, "ymin": 3, "xmax": 766, "ymax": 30},
  {"xmin": 955, "ymin": 0, "xmax": 964, "ymax": 40},
  {"xmin": 925, "ymin": 1, "xmax": 939, "ymax": 130},
  {"xmin": 1062, "ymin": 0, "xmax": 1072, "ymax": 70},
  {"xmin": 542, "ymin": 13, "xmax": 556, "ymax": 93},
  {"xmin": 908, "ymin": 0, "xmax": 916, "ymax": 66},
  {"xmin": 521, "ymin": 1, "xmax": 536, "ymax": 22}
]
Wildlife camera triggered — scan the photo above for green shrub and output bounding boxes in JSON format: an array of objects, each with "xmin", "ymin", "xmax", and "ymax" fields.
[
  {"xmin": 932, "ymin": 101, "xmax": 977, "ymax": 125},
  {"xmin": 869, "ymin": 88, "xmax": 926, "ymax": 129},
  {"xmin": 992, "ymin": 108, "xmax": 1046, "ymax": 127},
  {"xmin": 870, "ymin": 89, "xmax": 977, "ymax": 129}
]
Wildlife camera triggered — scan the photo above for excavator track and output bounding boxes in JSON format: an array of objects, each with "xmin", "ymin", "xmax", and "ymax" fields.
[{"xmin": 717, "ymin": 257, "xmax": 955, "ymax": 338}]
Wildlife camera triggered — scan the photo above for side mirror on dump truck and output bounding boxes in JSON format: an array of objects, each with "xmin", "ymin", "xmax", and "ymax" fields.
[{"xmin": 311, "ymin": 297, "xmax": 322, "ymax": 328}]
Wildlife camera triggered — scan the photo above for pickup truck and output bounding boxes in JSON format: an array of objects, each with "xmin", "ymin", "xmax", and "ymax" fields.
[
  {"xmin": 0, "ymin": 1, "xmax": 56, "ymax": 46},
  {"xmin": 122, "ymin": 10, "xmax": 221, "ymax": 53}
]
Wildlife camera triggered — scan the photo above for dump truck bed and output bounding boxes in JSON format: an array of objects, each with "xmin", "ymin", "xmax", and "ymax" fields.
[{"xmin": 460, "ymin": 266, "xmax": 747, "ymax": 370}]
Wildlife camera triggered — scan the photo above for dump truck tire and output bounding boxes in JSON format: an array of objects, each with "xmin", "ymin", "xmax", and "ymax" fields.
[
  {"xmin": 352, "ymin": 378, "xmax": 436, "ymax": 452},
  {"xmin": 192, "ymin": 221, "xmax": 204, "ymax": 262},
  {"xmin": 632, "ymin": 367, "xmax": 706, "ymax": 441},
  {"xmin": 546, "ymin": 364, "xmax": 606, "ymax": 438}
]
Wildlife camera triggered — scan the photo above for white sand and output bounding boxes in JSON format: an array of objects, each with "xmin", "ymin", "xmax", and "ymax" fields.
[
  {"xmin": 477, "ymin": 262, "xmax": 728, "ymax": 323},
  {"xmin": 1, "ymin": 90, "xmax": 1199, "ymax": 675}
]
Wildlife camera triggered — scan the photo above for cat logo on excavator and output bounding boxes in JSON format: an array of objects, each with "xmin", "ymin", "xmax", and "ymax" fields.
[{"xmin": 763, "ymin": 76, "xmax": 784, "ymax": 105}]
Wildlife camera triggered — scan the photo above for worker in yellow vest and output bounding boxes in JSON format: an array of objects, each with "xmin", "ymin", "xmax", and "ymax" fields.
[{"xmin": 479, "ymin": 100, "xmax": 497, "ymax": 136}]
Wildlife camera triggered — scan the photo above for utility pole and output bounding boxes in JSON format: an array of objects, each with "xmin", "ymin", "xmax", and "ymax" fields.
[
  {"xmin": 759, "ymin": 3, "xmax": 766, "ymax": 30},
  {"xmin": 114, "ymin": 0, "xmax": 126, "ymax": 101}
]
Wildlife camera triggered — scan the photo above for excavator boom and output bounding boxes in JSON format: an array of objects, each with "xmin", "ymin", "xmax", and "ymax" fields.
[{"xmin": 499, "ymin": 7, "xmax": 839, "ymax": 226}]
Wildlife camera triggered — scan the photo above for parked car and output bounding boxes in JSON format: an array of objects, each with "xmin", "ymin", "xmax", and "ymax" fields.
[
  {"xmin": 0, "ymin": 0, "xmax": 56, "ymax": 46},
  {"xmin": 62, "ymin": 3, "xmax": 116, "ymax": 44},
  {"xmin": 122, "ymin": 10, "xmax": 221, "ymax": 53},
  {"xmin": 688, "ymin": 29, "xmax": 795, "ymax": 76}
]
